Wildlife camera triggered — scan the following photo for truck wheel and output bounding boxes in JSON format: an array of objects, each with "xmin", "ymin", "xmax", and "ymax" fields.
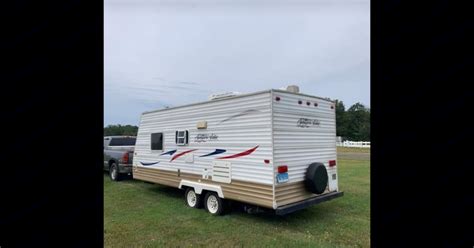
[
  {"xmin": 185, "ymin": 188, "xmax": 202, "ymax": 208},
  {"xmin": 305, "ymin": 162, "xmax": 328, "ymax": 194},
  {"xmin": 204, "ymin": 192, "xmax": 224, "ymax": 215},
  {"xmin": 109, "ymin": 163, "xmax": 121, "ymax": 181}
]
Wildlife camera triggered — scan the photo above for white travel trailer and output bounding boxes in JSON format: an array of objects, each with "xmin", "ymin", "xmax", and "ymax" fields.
[{"xmin": 132, "ymin": 86, "xmax": 343, "ymax": 215}]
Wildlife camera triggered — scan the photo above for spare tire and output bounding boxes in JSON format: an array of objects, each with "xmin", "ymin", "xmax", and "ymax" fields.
[{"xmin": 305, "ymin": 162, "xmax": 328, "ymax": 194}]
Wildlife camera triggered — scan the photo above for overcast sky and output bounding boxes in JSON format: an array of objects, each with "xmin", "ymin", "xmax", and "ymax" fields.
[{"xmin": 105, "ymin": 0, "xmax": 370, "ymax": 126}]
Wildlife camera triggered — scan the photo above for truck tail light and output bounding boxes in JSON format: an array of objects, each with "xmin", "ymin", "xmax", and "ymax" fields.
[
  {"xmin": 278, "ymin": 165, "xmax": 288, "ymax": 173},
  {"xmin": 122, "ymin": 152, "xmax": 129, "ymax": 164},
  {"xmin": 329, "ymin": 160, "xmax": 336, "ymax": 167}
]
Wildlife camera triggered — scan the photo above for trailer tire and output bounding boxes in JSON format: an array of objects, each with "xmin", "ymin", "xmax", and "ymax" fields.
[
  {"xmin": 305, "ymin": 162, "xmax": 328, "ymax": 194},
  {"xmin": 204, "ymin": 192, "xmax": 225, "ymax": 215},
  {"xmin": 185, "ymin": 188, "xmax": 202, "ymax": 208},
  {"xmin": 109, "ymin": 163, "xmax": 121, "ymax": 181}
]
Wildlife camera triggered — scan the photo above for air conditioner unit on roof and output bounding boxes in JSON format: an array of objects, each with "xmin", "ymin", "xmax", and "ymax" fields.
[{"xmin": 286, "ymin": 85, "xmax": 299, "ymax": 93}]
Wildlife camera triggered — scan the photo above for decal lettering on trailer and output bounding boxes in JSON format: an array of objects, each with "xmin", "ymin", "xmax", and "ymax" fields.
[
  {"xmin": 296, "ymin": 118, "xmax": 320, "ymax": 128},
  {"xmin": 194, "ymin": 133, "xmax": 219, "ymax": 143}
]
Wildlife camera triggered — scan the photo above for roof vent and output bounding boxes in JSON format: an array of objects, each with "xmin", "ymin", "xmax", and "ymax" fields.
[
  {"xmin": 209, "ymin": 91, "xmax": 241, "ymax": 100},
  {"xmin": 286, "ymin": 85, "xmax": 300, "ymax": 93}
]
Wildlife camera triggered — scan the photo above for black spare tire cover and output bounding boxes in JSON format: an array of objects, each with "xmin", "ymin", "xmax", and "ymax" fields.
[{"xmin": 305, "ymin": 162, "xmax": 328, "ymax": 194}]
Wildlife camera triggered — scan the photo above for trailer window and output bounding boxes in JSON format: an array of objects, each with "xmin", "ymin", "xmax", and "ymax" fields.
[
  {"xmin": 151, "ymin": 133, "xmax": 163, "ymax": 150},
  {"xmin": 175, "ymin": 130, "xmax": 188, "ymax": 146}
]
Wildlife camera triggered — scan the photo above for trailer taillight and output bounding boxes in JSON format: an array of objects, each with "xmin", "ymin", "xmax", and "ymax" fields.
[
  {"xmin": 329, "ymin": 160, "xmax": 336, "ymax": 167},
  {"xmin": 264, "ymin": 159, "xmax": 270, "ymax": 164},
  {"xmin": 122, "ymin": 152, "xmax": 129, "ymax": 164},
  {"xmin": 276, "ymin": 165, "xmax": 289, "ymax": 183},
  {"xmin": 278, "ymin": 165, "xmax": 288, "ymax": 173}
]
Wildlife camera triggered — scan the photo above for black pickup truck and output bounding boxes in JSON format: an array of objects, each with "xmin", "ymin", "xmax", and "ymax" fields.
[{"xmin": 103, "ymin": 136, "xmax": 135, "ymax": 181}]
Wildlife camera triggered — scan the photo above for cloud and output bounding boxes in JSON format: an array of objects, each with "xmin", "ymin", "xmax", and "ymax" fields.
[
  {"xmin": 104, "ymin": 1, "xmax": 369, "ymax": 125},
  {"xmin": 177, "ymin": 81, "xmax": 199, "ymax": 85}
]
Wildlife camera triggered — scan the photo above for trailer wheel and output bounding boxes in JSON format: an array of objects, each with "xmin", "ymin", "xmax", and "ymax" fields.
[
  {"xmin": 185, "ymin": 188, "xmax": 202, "ymax": 208},
  {"xmin": 109, "ymin": 163, "xmax": 121, "ymax": 181},
  {"xmin": 305, "ymin": 162, "xmax": 328, "ymax": 194},
  {"xmin": 204, "ymin": 192, "xmax": 224, "ymax": 215}
]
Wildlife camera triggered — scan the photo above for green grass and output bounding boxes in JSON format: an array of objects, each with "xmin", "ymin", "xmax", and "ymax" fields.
[
  {"xmin": 337, "ymin": 147, "xmax": 370, "ymax": 153},
  {"xmin": 105, "ymin": 158, "xmax": 370, "ymax": 247}
]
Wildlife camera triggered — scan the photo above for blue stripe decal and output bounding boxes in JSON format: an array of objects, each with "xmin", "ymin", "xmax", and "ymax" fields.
[
  {"xmin": 160, "ymin": 149, "xmax": 177, "ymax": 156},
  {"xmin": 199, "ymin": 149, "xmax": 226, "ymax": 157},
  {"xmin": 140, "ymin": 161, "xmax": 160, "ymax": 166}
]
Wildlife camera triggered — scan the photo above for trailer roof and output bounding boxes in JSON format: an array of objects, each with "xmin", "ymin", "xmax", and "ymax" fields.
[{"xmin": 142, "ymin": 89, "xmax": 335, "ymax": 115}]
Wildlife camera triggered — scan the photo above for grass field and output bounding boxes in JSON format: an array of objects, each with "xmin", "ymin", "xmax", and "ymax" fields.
[
  {"xmin": 337, "ymin": 147, "xmax": 370, "ymax": 153},
  {"xmin": 104, "ymin": 154, "xmax": 370, "ymax": 247}
]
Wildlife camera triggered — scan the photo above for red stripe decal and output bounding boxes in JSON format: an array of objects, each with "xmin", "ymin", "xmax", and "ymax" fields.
[
  {"xmin": 216, "ymin": 146, "xmax": 259, "ymax": 159},
  {"xmin": 170, "ymin": 149, "xmax": 197, "ymax": 162}
]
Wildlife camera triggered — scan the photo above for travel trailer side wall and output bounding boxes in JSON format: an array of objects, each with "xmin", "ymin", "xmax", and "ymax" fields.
[{"xmin": 132, "ymin": 89, "xmax": 343, "ymax": 215}]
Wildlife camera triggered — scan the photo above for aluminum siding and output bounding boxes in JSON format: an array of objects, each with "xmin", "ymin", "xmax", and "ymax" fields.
[
  {"xmin": 272, "ymin": 91, "xmax": 338, "ymax": 208},
  {"xmin": 133, "ymin": 91, "xmax": 274, "ymax": 206}
]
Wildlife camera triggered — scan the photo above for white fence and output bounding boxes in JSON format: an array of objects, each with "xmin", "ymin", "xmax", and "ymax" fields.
[{"xmin": 337, "ymin": 140, "xmax": 371, "ymax": 148}]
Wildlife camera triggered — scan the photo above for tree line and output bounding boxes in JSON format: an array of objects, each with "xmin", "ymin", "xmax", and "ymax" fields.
[
  {"xmin": 104, "ymin": 101, "xmax": 370, "ymax": 141},
  {"xmin": 335, "ymin": 101, "xmax": 370, "ymax": 141},
  {"xmin": 104, "ymin": 124, "xmax": 138, "ymax": 136}
]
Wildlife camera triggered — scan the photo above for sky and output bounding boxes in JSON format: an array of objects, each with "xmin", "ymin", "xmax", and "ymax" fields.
[{"xmin": 105, "ymin": 0, "xmax": 370, "ymax": 126}]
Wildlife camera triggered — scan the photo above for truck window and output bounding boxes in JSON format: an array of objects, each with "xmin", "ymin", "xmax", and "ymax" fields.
[
  {"xmin": 109, "ymin": 137, "xmax": 136, "ymax": 146},
  {"xmin": 151, "ymin": 133, "xmax": 163, "ymax": 150}
]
